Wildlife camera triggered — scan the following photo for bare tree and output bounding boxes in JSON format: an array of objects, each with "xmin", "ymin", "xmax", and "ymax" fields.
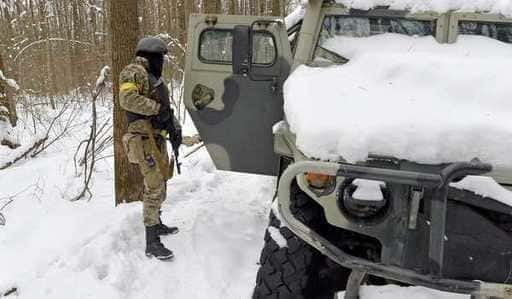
[
  {"xmin": 229, "ymin": 0, "xmax": 238, "ymax": 14},
  {"xmin": 272, "ymin": 0, "xmax": 282, "ymax": 16},
  {"xmin": 204, "ymin": 0, "xmax": 223, "ymax": 14},
  {"xmin": 110, "ymin": 0, "xmax": 145, "ymax": 205}
]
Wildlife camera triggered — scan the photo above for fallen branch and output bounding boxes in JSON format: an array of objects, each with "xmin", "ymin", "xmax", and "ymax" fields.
[
  {"xmin": 2, "ymin": 287, "xmax": 17, "ymax": 297},
  {"xmin": 0, "ymin": 102, "xmax": 76, "ymax": 170},
  {"xmin": 0, "ymin": 136, "xmax": 48, "ymax": 170}
]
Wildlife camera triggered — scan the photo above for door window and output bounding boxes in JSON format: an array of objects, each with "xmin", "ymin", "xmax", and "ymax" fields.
[
  {"xmin": 199, "ymin": 29, "xmax": 277, "ymax": 66},
  {"xmin": 459, "ymin": 21, "xmax": 512, "ymax": 43}
]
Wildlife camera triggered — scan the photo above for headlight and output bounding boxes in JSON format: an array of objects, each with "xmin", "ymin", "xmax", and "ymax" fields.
[{"xmin": 305, "ymin": 172, "xmax": 337, "ymax": 196}]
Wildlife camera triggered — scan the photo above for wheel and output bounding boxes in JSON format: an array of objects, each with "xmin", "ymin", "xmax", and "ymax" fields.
[{"xmin": 253, "ymin": 181, "xmax": 351, "ymax": 299}]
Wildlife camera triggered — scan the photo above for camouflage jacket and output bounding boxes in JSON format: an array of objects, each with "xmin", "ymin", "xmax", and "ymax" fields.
[{"xmin": 119, "ymin": 57, "xmax": 160, "ymax": 134}]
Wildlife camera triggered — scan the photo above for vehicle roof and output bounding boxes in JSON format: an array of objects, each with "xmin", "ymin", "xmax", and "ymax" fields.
[{"xmin": 324, "ymin": 0, "xmax": 512, "ymax": 15}]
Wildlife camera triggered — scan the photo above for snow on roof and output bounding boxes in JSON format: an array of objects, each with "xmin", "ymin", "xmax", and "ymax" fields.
[
  {"xmin": 283, "ymin": 33, "xmax": 512, "ymax": 167},
  {"xmin": 334, "ymin": 0, "xmax": 512, "ymax": 15},
  {"xmin": 285, "ymin": 0, "xmax": 512, "ymax": 27},
  {"xmin": 285, "ymin": 3, "xmax": 307, "ymax": 29}
]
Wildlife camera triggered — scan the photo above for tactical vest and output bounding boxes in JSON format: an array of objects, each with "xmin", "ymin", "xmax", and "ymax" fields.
[{"xmin": 126, "ymin": 73, "xmax": 171, "ymax": 131}]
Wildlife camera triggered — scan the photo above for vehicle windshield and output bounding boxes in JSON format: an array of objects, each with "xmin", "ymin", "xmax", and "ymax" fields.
[
  {"xmin": 315, "ymin": 15, "xmax": 436, "ymax": 64},
  {"xmin": 459, "ymin": 21, "xmax": 512, "ymax": 43}
]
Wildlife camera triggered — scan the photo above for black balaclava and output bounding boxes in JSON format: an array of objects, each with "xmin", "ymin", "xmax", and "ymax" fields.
[{"xmin": 137, "ymin": 51, "xmax": 164, "ymax": 78}]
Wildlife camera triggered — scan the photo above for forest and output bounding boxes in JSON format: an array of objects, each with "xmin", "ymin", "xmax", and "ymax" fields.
[{"xmin": 0, "ymin": 0, "xmax": 299, "ymax": 202}]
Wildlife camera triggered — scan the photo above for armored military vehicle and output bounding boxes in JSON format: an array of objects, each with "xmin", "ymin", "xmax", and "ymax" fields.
[{"xmin": 183, "ymin": 1, "xmax": 512, "ymax": 298}]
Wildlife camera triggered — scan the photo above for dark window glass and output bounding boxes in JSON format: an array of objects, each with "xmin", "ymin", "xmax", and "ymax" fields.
[
  {"xmin": 459, "ymin": 21, "xmax": 512, "ymax": 43},
  {"xmin": 199, "ymin": 29, "xmax": 277, "ymax": 65},
  {"xmin": 319, "ymin": 16, "xmax": 435, "ymax": 44}
]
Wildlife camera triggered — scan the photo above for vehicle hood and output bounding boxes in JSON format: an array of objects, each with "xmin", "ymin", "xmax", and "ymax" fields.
[{"xmin": 283, "ymin": 34, "xmax": 512, "ymax": 177}]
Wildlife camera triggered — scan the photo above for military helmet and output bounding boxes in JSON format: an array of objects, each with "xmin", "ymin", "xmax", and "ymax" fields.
[{"xmin": 135, "ymin": 37, "xmax": 168, "ymax": 55}]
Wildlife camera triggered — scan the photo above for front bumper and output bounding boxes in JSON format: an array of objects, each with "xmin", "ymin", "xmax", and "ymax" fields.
[{"xmin": 277, "ymin": 160, "xmax": 512, "ymax": 298}]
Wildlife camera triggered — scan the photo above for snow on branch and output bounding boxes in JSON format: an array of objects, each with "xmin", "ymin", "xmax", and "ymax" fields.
[
  {"xmin": 0, "ymin": 102, "xmax": 78, "ymax": 170},
  {"xmin": 94, "ymin": 65, "xmax": 110, "ymax": 97},
  {"xmin": 155, "ymin": 33, "xmax": 186, "ymax": 53},
  {"xmin": 13, "ymin": 38, "xmax": 95, "ymax": 64}
]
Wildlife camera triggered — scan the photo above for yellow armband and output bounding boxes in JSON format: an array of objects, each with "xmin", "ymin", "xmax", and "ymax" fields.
[{"xmin": 120, "ymin": 82, "xmax": 138, "ymax": 93}]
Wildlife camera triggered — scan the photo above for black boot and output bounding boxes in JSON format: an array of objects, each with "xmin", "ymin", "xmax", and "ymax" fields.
[
  {"xmin": 157, "ymin": 211, "xmax": 179, "ymax": 236},
  {"xmin": 145, "ymin": 225, "xmax": 174, "ymax": 260}
]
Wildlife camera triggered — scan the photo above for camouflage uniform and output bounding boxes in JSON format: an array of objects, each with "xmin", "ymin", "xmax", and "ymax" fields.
[{"xmin": 120, "ymin": 56, "xmax": 171, "ymax": 227}]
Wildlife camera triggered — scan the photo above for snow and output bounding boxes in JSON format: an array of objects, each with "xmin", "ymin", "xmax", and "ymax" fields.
[
  {"xmin": 285, "ymin": 3, "xmax": 307, "ymax": 29},
  {"xmin": 0, "ymin": 104, "xmax": 276, "ymax": 299},
  {"xmin": 0, "ymin": 101, "xmax": 481, "ymax": 298},
  {"xmin": 352, "ymin": 179, "xmax": 385, "ymax": 201},
  {"xmin": 286, "ymin": 0, "xmax": 512, "ymax": 30},
  {"xmin": 0, "ymin": 70, "xmax": 20, "ymax": 91},
  {"xmin": 272, "ymin": 120, "xmax": 288, "ymax": 134},
  {"xmin": 452, "ymin": 176, "xmax": 512, "ymax": 206},
  {"xmin": 284, "ymin": 34, "xmax": 512, "ymax": 166},
  {"xmin": 334, "ymin": 0, "xmax": 512, "ymax": 15},
  {"xmin": 0, "ymin": 106, "xmax": 17, "ymax": 146},
  {"xmin": 267, "ymin": 227, "xmax": 288, "ymax": 248},
  {"xmin": 338, "ymin": 285, "xmax": 468, "ymax": 299},
  {"xmin": 95, "ymin": 66, "xmax": 110, "ymax": 91}
]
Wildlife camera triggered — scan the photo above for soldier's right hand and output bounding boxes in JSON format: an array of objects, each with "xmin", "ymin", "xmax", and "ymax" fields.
[{"xmin": 156, "ymin": 104, "xmax": 171, "ymax": 124}]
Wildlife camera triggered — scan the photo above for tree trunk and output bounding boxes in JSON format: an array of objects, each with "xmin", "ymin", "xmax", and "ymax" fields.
[
  {"xmin": 110, "ymin": 0, "xmax": 144, "ymax": 205},
  {"xmin": 271, "ymin": 0, "xmax": 282, "ymax": 16},
  {"xmin": 204, "ymin": 0, "xmax": 222, "ymax": 14},
  {"xmin": 229, "ymin": 0, "xmax": 237, "ymax": 14},
  {"xmin": 0, "ymin": 53, "xmax": 17, "ymax": 127}
]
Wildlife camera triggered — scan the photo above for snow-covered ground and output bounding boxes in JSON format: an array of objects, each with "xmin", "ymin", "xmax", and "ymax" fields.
[
  {"xmin": 0, "ymin": 105, "xmax": 472, "ymax": 298},
  {"xmin": 0, "ymin": 105, "xmax": 276, "ymax": 298}
]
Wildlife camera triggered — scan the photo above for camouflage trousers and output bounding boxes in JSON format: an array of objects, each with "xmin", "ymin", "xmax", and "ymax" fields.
[{"xmin": 123, "ymin": 133, "xmax": 170, "ymax": 227}]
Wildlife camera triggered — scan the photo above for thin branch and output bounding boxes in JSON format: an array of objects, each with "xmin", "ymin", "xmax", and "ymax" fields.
[
  {"xmin": 14, "ymin": 38, "xmax": 96, "ymax": 64},
  {"xmin": 71, "ymin": 66, "xmax": 109, "ymax": 201}
]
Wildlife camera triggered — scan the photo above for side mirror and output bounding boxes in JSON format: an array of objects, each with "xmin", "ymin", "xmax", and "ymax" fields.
[{"xmin": 232, "ymin": 25, "xmax": 252, "ymax": 75}]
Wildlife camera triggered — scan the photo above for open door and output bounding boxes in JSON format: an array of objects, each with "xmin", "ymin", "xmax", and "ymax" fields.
[{"xmin": 184, "ymin": 14, "xmax": 293, "ymax": 176}]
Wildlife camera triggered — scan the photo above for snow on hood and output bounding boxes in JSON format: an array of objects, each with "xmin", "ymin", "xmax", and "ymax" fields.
[{"xmin": 284, "ymin": 33, "xmax": 512, "ymax": 167}]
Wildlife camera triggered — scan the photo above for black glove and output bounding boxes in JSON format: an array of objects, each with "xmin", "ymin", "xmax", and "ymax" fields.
[
  {"xmin": 169, "ymin": 128, "xmax": 182, "ymax": 153},
  {"xmin": 156, "ymin": 103, "xmax": 171, "ymax": 124}
]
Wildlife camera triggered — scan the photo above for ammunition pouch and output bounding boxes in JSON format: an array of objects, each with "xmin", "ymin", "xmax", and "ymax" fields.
[{"xmin": 122, "ymin": 133, "xmax": 144, "ymax": 164}]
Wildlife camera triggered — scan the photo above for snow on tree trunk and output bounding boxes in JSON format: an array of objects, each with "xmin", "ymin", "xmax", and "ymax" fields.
[{"xmin": 0, "ymin": 53, "xmax": 17, "ymax": 127}]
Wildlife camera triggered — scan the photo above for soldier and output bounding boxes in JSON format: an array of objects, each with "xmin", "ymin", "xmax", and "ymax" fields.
[{"xmin": 119, "ymin": 37, "xmax": 182, "ymax": 261}]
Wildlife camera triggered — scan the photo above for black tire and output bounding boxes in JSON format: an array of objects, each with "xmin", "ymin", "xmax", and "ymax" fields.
[{"xmin": 253, "ymin": 182, "xmax": 351, "ymax": 299}]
